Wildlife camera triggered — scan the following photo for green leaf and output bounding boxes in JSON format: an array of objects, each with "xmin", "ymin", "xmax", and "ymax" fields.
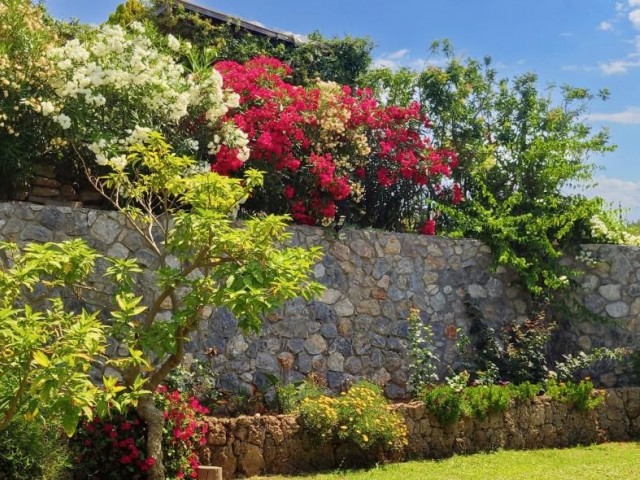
[
  {"xmin": 32, "ymin": 350, "xmax": 50, "ymax": 367},
  {"xmin": 61, "ymin": 408, "xmax": 79, "ymax": 437}
]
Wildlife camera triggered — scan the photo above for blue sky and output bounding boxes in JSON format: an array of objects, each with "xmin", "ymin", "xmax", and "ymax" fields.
[{"xmin": 44, "ymin": 0, "xmax": 640, "ymax": 219}]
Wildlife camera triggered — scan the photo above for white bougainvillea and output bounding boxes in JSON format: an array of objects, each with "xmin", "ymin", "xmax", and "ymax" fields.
[{"xmin": 42, "ymin": 22, "xmax": 246, "ymax": 171}]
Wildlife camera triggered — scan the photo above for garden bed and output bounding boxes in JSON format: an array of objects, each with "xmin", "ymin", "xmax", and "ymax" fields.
[{"xmin": 199, "ymin": 388, "xmax": 640, "ymax": 479}]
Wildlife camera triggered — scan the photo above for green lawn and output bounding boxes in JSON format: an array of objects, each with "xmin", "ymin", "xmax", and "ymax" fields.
[{"xmin": 256, "ymin": 443, "xmax": 640, "ymax": 480}]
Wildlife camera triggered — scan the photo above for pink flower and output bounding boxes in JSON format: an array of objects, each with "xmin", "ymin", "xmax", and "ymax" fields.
[
  {"xmin": 283, "ymin": 185, "xmax": 295, "ymax": 200},
  {"xmin": 377, "ymin": 168, "xmax": 393, "ymax": 187},
  {"xmin": 452, "ymin": 183, "xmax": 463, "ymax": 204},
  {"xmin": 419, "ymin": 219, "xmax": 436, "ymax": 235}
]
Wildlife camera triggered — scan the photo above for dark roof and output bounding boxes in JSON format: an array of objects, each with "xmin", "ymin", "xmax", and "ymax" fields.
[{"xmin": 172, "ymin": 0, "xmax": 300, "ymax": 44}]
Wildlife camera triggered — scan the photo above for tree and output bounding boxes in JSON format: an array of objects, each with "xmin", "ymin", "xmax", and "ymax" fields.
[
  {"xmin": 287, "ymin": 31, "xmax": 373, "ymax": 87},
  {"xmin": 361, "ymin": 41, "xmax": 615, "ymax": 301},
  {"xmin": 115, "ymin": 0, "xmax": 373, "ymax": 87},
  {"xmin": 85, "ymin": 132, "xmax": 323, "ymax": 480}
]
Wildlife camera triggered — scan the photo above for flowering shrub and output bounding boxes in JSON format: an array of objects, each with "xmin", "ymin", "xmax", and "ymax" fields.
[
  {"xmin": 0, "ymin": 0, "xmax": 58, "ymax": 196},
  {"xmin": 155, "ymin": 386, "xmax": 209, "ymax": 479},
  {"xmin": 73, "ymin": 409, "xmax": 150, "ymax": 479},
  {"xmin": 277, "ymin": 376, "xmax": 327, "ymax": 414},
  {"xmin": 213, "ymin": 57, "xmax": 459, "ymax": 231},
  {"xmin": 590, "ymin": 214, "xmax": 640, "ymax": 247},
  {"xmin": 38, "ymin": 21, "xmax": 245, "ymax": 174},
  {"xmin": 73, "ymin": 388, "xmax": 208, "ymax": 480},
  {"xmin": 299, "ymin": 381, "xmax": 408, "ymax": 450}
]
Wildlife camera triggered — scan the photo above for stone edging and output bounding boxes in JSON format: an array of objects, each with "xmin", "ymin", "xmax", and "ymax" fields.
[{"xmin": 198, "ymin": 388, "xmax": 640, "ymax": 479}]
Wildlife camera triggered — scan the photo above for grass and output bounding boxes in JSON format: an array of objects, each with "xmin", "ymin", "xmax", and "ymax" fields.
[{"xmin": 255, "ymin": 442, "xmax": 640, "ymax": 480}]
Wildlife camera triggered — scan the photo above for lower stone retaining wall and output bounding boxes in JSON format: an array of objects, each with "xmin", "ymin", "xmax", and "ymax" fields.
[{"xmin": 199, "ymin": 388, "xmax": 640, "ymax": 479}]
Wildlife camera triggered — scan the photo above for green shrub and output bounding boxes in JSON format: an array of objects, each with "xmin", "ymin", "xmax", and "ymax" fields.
[
  {"xmin": 277, "ymin": 379, "xmax": 326, "ymax": 414},
  {"xmin": 407, "ymin": 308, "xmax": 439, "ymax": 392},
  {"xmin": 421, "ymin": 385, "xmax": 465, "ymax": 425},
  {"xmin": 463, "ymin": 385, "xmax": 511, "ymax": 420},
  {"xmin": 0, "ymin": 418, "xmax": 72, "ymax": 480},
  {"xmin": 299, "ymin": 381, "xmax": 408, "ymax": 450},
  {"xmin": 546, "ymin": 379, "xmax": 604, "ymax": 412},
  {"xmin": 508, "ymin": 382, "xmax": 540, "ymax": 402}
]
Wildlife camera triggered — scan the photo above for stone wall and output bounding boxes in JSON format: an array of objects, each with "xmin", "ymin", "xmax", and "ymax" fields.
[
  {"xmin": 1, "ymin": 202, "xmax": 639, "ymax": 397},
  {"xmin": 199, "ymin": 388, "xmax": 640, "ymax": 478}
]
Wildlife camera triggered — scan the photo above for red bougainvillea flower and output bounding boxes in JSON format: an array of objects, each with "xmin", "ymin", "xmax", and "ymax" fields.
[
  {"xmin": 209, "ymin": 57, "xmax": 459, "ymax": 231},
  {"xmin": 420, "ymin": 219, "xmax": 437, "ymax": 235},
  {"xmin": 452, "ymin": 183, "xmax": 463, "ymax": 204}
]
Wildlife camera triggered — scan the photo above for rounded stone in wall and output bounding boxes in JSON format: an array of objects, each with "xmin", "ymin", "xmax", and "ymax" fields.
[
  {"xmin": 605, "ymin": 301, "xmax": 629, "ymax": 318},
  {"xmin": 304, "ymin": 334, "xmax": 328, "ymax": 355}
]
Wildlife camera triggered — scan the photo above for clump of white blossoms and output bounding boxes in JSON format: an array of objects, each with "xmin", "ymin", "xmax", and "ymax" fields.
[
  {"xmin": 42, "ymin": 22, "xmax": 247, "ymax": 171},
  {"xmin": 590, "ymin": 215, "xmax": 640, "ymax": 247}
]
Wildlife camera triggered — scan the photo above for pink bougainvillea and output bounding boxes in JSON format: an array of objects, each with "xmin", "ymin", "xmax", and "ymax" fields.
[
  {"xmin": 210, "ymin": 57, "xmax": 460, "ymax": 233},
  {"xmin": 73, "ymin": 388, "xmax": 208, "ymax": 479}
]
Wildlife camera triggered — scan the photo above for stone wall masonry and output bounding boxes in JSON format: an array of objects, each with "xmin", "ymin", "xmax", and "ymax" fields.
[
  {"xmin": 199, "ymin": 388, "xmax": 640, "ymax": 479},
  {"xmin": 1, "ymin": 202, "xmax": 639, "ymax": 396}
]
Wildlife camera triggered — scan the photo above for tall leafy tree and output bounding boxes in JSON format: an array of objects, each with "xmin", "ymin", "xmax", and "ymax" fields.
[
  {"xmin": 361, "ymin": 41, "xmax": 616, "ymax": 301},
  {"xmin": 86, "ymin": 133, "xmax": 323, "ymax": 480}
]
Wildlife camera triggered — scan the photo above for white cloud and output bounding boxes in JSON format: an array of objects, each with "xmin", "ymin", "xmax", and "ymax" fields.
[
  {"xmin": 372, "ymin": 57, "xmax": 399, "ymax": 69},
  {"xmin": 585, "ymin": 107, "xmax": 640, "ymax": 124},
  {"xmin": 559, "ymin": 31, "xmax": 573, "ymax": 37},
  {"xmin": 372, "ymin": 49, "xmax": 441, "ymax": 71},
  {"xmin": 373, "ymin": 49, "xmax": 410, "ymax": 69},
  {"xmin": 630, "ymin": 0, "xmax": 640, "ymax": 7},
  {"xmin": 599, "ymin": 20, "xmax": 614, "ymax": 31},
  {"xmin": 629, "ymin": 9, "xmax": 640, "ymax": 28},
  {"xmin": 599, "ymin": 58, "xmax": 640, "ymax": 74},
  {"xmin": 387, "ymin": 49, "xmax": 409, "ymax": 60},
  {"xmin": 599, "ymin": 34, "xmax": 640, "ymax": 74},
  {"xmin": 561, "ymin": 64, "xmax": 596, "ymax": 72},
  {"xmin": 583, "ymin": 176, "xmax": 640, "ymax": 220}
]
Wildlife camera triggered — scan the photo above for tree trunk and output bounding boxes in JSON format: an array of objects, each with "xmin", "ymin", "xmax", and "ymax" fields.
[{"xmin": 137, "ymin": 394, "xmax": 166, "ymax": 480}]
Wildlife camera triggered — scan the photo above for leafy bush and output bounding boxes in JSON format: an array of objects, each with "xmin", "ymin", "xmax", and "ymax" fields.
[
  {"xmin": 553, "ymin": 348, "xmax": 629, "ymax": 383},
  {"xmin": 463, "ymin": 385, "xmax": 511, "ymax": 420},
  {"xmin": 508, "ymin": 382, "xmax": 540, "ymax": 403},
  {"xmin": 127, "ymin": 1, "xmax": 373, "ymax": 87},
  {"xmin": 0, "ymin": 418, "xmax": 72, "ymax": 480},
  {"xmin": 407, "ymin": 308, "xmax": 439, "ymax": 391},
  {"xmin": 277, "ymin": 378, "xmax": 326, "ymax": 414},
  {"xmin": 545, "ymin": 379, "xmax": 604, "ymax": 412},
  {"xmin": 73, "ymin": 388, "xmax": 208, "ymax": 480},
  {"xmin": 423, "ymin": 380, "xmax": 599, "ymax": 426},
  {"xmin": 459, "ymin": 312, "xmax": 554, "ymax": 385},
  {"xmin": 0, "ymin": 240, "xmax": 113, "ymax": 434},
  {"xmin": 455, "ymin": 308, "xmax": 628, "ymax": 387},
  {"xmin": 421, "ymin": 385, "xmax": 466, "ymax": 426},
  {"xmin": 164, "ymin": 360, "xmax": 219, "ymax": 411},
  {"xmin": 298, "ymin": 396, "xmax": 338, "ymax": 441},
  {"xmin": 299, "ymin": 381, "xmax": 408, "ymax": 450}
]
